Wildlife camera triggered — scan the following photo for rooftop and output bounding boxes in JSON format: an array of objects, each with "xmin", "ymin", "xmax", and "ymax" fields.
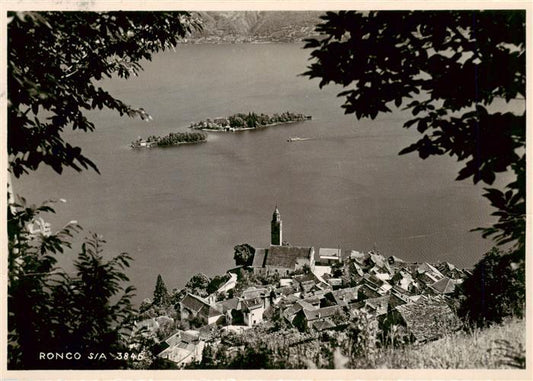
[{"xmin": 264, "ymin": 245, "xmax": 313, "ymax": 269}]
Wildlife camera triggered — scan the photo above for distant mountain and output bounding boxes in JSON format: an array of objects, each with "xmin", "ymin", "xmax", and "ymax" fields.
[{"xmin": 186, "ymin": 11, "xmax": 324, "ymax": 43}]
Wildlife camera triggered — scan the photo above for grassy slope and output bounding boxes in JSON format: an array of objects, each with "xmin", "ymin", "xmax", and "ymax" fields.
[{"xmin": 371, "ymin": 318, "xmax": 526, "ymax": 369}]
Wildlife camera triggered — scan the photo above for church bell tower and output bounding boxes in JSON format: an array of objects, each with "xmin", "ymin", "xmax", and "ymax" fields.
[{"xmin": 271, "ymin": 206, "xmax": 282, "ymax": 246}]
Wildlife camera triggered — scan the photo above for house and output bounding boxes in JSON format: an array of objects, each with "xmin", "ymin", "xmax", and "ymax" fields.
[
  {"xmin": 302, "ymin": 305, "xmax": 343, "ymax": 330},
  {"xmin": 317, "ymin": 248, "xmax": 343, "ymax": 265},
  {"xmin": 241, "ymin": 286, "xmax": 269, "ymax": 300},
  {"xmin": 214, "ymin": 297, "xmax": 241, "ymax": 325},
  {"xmin": 311, "ymin": 319, "xmax": 336, "ymax": 331},
  {"xmin": 328, "ymin": 287, "xmax": 359, "ymax": 306},
  {"xmin": 241, "ymin": 286, "xmax": 271, "ymax": 310},
  {"xmin": 158, "ymin": 330, "xmax": 205, "ymax": 367},
  {"xmin": 282, "ymin": 300, "xmax": 316, "ymax": 324},
  {"xmin": 363, "ymin": 294, "xmax": 406, "ymax": 317},
  {"xmin": 180, "ymin": 294, "xmax": 207, "ymax": 320},
  {"xmin": 363, "ymin": 273, "xmax": 392, "ymax": 294},
  {"xmin": 390, "ymin": 297, "xmax": 460, "ymax": 342},
  {"xmin": 436, "ymin": 262, "xmax": 466, "ymax": 279},
  {"xmin": 303, "ymin": 295, "xmax": 322, "ymax": 308},
  {"xmin": 391, "ymin": 285, "xmax": 413, "ymax": 303},
  {"xmin": 393, "ymin": 269, "xmax": 416, "ymax": 291},
  {"xmin": 179, "ymin": 293, "xmax": 223, "ymax": 325},
  {"xmin": 242, "ymin": 297, "xmax": 265, "ymax": 327},
  {"xmin": 363, "ymin": 295, "xmax": 391, "ymax": 316},
  {"xmin": 358, "ymin": 283, "xmax": 381, "ymax": 300},
  {"xmin": 429, "ymin": 277, "xmax": 457, "ymax": 295},
  {"xmin": 417, "ymin": 262, "xmax": 445, "ymax": 281}
]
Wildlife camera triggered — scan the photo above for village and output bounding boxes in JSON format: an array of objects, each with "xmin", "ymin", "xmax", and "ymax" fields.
[{"xmin": 133, "ymin": 207, "xmax": 471, "ymax": 368}]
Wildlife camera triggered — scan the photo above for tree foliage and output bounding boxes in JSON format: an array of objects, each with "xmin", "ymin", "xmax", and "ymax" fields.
[
  {"xmin": 152, "ymin": 274, "xmax": 170, "ymax": 307},
  {"xmin": 233, "ymin": 243, "xmax": 256, "ymax": 266},
  {"xmin": 458, "ymin": 247, "xmax": 525, "ymax": 327},
  {"xmin": 8, "ymin": 11, "xmax": 199, "ymax": 177},
  {"xmin": 8, "ymin": 199, "xmax": 136, "ymax": 369},
  {"xmin": 7, "ymin": 11, "xmax": 200, "ymax": 369},
  {"xmin": 184, "ymin": 273, "xmax": 211, "ymax": 296},
  {"xmin": 303, "ymin": 11, "xmax": 525, "ymax": 252}
]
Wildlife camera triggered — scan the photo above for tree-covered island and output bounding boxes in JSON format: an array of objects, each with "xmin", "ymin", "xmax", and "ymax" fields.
[
  {"xmin": 190, "ymin": 111, "xmax": 312, "ymax": 132},
  {"xmin": 131, "ymin": 131, "xmax": 207, "ymax": 148}
]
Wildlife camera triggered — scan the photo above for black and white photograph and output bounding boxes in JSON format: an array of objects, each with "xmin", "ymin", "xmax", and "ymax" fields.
[{"xmin": 3, "ymin": 0, "xmax": 530, "ymax": 376}]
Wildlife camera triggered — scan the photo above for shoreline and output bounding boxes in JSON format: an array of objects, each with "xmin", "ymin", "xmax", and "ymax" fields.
[
  {"xmin": 131, "ymin": 140, "xmax": 207, "ymax": 149},
  {"xmin": 190, "ymin": 118, "xmax": 310, "ymax": 133}
]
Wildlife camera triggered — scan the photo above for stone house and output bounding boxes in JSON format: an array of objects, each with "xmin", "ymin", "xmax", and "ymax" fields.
[
  {"xmin": 179, "ymin": 293, "xmax": 223, "ymax": 325},
  {"xmin": 301, "ymin": 305, "xmax": 343, "ymax": 330},
  {"xmin": 429, "ymin": 277, "xmax": 457, "ymax": 295},
  {"xmin": 242, "ymin": 297, "xmax": 265, "ymax": 327},
  {"xmin": 387, "ymin": 296, "xmax": 461, "ymax": 343},
  {"xmin": 328, "ymin": 286, "xmax": 359, "ymax": 306},
  {"xmin": 214, "ymin": 297, "xmax": 241, "ymax": 325}
]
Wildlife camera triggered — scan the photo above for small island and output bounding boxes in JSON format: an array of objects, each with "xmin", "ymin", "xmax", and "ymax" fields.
[
  {"xmin": 131, "ymin": 131, "xmax": 207, "ymax": 148},
  {"xmin": 189, "ymin": 111, "xmax": 312, "ymax": 132}
]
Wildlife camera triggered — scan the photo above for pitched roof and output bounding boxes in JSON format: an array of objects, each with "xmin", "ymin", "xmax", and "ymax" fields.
[
  {"xmin": 180, "ymin": 293, "xmax": 209, "ymax": 313},
  {"xmin": 276, "ymin": 285, "xmax": 299, "ymax": 296},
  {"xmin": 364, "ymin": 295, "xmax": 391, "ymax": 315},
  {"xmin": 242, "ymin": 297, "xmax": 263, "ymax": 311},
  {"xmin": 215, "ymin": 297, "xmax": 240, "ymax": 313},
  {"xmin": 198, "ymin": 303, "xmax": 223, "ymax": 318},
  {"xmin": 331, "ymin": 287, "xmax": 358, "ymax": 305},
  {"xmin": 283, "ymin": 303, "xmax": 304, "ymax": 321},
  {"xmin": 303, "ymin": 296, "xmax": 322, "ymax": 306},
  {"xmin": 303, "ymin": 306, "xmax": 340, "ymax": 321},
  {"xmin": 300, "ymin": 280, "xmax": 316, "ymax": 292},
  {"xmin": 430, "ymin": 277, "xmax": 456, "ymax": 294},
  {"xmin": 242, "ymin": 286, "xmax": 268, "ymax": 300},
  {"xmin": 293, "ymin": 272, "xmax": 318, "ymax": 284},
  {"xmin": 251, "ymin": 248, "xmax": 267, "ymax": 268},
  {"xmin": 358, "ymin": 283, "xmax": 381, "ymax": 299},
  {"xmin": 417, "ymin": 262, "xmax": 445, "ymax": 279},
  {"xmin": 312, "ymin": 319, "xmax": 336, "ymax": 331},
  {"xmin": 264, "ymin": 245, "xmax": 312, "ymax": 269},
  {"xmin": 395, "ymin": 297, "xmax": 460, "ymax": 342},
  {"xmin": 296, "ymin": 299, "xmax": 316, "ymax": 311}
]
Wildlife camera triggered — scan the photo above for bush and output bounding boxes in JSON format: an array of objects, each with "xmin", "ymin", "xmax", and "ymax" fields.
[{"xmin": 458, "ymin": 247, "xmax": 525, "ymax": 327}]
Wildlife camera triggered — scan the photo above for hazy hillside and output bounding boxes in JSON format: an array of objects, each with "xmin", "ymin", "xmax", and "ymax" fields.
[{"xmin": 187, "ymin": 11, "xmax": 323, "ymax": 43}]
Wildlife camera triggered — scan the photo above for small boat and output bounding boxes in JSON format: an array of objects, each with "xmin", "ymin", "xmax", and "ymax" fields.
[{"xmin": 287, "ymin": 137, "xmax": 311, "ymax": 142}]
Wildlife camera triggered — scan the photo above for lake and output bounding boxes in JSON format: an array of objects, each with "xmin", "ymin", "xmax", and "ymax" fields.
[{"xmin": 13, "ymin": 43, "xmax": 498, "ymax": 302}]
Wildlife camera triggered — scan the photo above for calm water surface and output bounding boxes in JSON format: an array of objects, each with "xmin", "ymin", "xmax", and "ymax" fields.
[{"xmin": 14, "ymin": 44, "xmax": 496, "ymax": 302}]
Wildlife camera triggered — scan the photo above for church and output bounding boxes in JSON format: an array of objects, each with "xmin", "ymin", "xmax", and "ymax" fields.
[{"xmin": 251, "ymin": 207, "xmax": 315, "ymax": 276}]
